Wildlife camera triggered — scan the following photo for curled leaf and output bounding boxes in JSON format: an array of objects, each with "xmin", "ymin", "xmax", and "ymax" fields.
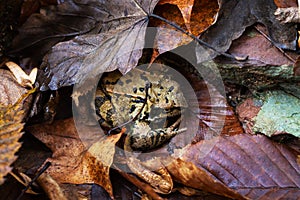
[{"xmin": 5, "ymin": 62, "xmax": 37, "ymax": 89}]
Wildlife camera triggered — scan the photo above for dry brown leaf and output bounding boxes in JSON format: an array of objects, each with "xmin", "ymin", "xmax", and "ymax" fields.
[
  {"xmin": 0, "ymin": 69, "xmax": 33, "ymax": 107},
  {"xmin": 27, "ymin": 118, "xmax": 123, "ymax": 199},
  {"xmin": 149, "ymin": 4, "xmax": 192, "ymax": 63},
  {"xmin": 0, "ymin": 69, "xmax": 35, "ymax": 185},
  {"xmin": 274, "ymin": 0, "xmax": 298, "ymax": 8},
  {"xmin": 168, "ymin": 134, "xmax": 300, "ymax": 199},
  {"xmin": 197, "ymin": 0, "xmax": 297, "ymax": 63},
  {"xmin": 158, "ymin": 0, "xmax": 195, "ymax": 32},
  {"xmin": 189, "ymin": 0, "xmax": 219, "ymax": 36},
  {"xmin": 150, "ymin": 0, "xmax": 219, "ymax": 62}
]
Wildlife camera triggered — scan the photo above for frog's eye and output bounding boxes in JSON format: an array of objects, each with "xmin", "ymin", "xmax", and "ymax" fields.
[{"xmin": 168, "ymin": 86, "xmax": 174, "ymax": 92}]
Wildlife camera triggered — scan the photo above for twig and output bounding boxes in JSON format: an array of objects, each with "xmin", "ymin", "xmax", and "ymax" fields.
[
  {"xmin": 108, "ymin": 83, "xmax": 151, "ymax": 135},
  {"xmin": 254, "ymin": 25, "xmax": 296, "ymax": 63},
  {"xmin": 150, "ymin": 14, "xmax": 246, "ymax": 61},
  {"xmin": 16, "ymin": 162, "xmax": 51, "ymax": 200}
]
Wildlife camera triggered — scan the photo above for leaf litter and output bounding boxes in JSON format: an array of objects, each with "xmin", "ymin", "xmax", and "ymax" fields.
[{"xmin": 2, "ymin": 0, "xmax": 300, "ymax": 199}]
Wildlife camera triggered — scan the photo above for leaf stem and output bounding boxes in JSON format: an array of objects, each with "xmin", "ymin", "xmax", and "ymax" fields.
[
  {"xmin": 150, "ymin": 13, "xmax": 244, "ymax": 61},
  {"xmin": 16, "ymin": 162, "xmax": 51, "ymax": 200}
]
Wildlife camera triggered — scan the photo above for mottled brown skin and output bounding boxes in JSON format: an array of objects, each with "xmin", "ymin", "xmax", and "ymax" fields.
[{"xmin": 95, "ymin": 68, "xmax": 187, "ymax": 151}]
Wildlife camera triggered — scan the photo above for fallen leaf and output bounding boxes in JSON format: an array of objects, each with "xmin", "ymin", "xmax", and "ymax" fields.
[
  {"xmin": 168, "ymin": 134, "xmax": 300, "ymax": 199},
  {"xmin": 150, "ymin": 0, "xmax": 219, "ymax": 62},
  {"xmin": 39, "ymin": 0, "xmax": 160, "ymax": 92},
  {"xmin": 10, "ymin": 0, "xmax": 108, "ymax": 61},
  {"xmin": 149, "ymin": 4, "xmax": 192, "ymax": 62},
  {"xmin": 228, "ymin": 27, "xmax": 295, "ymax": 66},
  {"xmin": 0, "ymin": 69, "xmax": 33, "ymax": 107},
  {"xmin": 189, "ymin": 0, "xmax": 219, "ymax": 36},
  {"xmin": 274, "ymin": 0, "xmax": 298, "ymax": 8},
  {"xmin": 27, "ymin": 118, "xmax": 123, "ymax": 199},
  {"xmin": 196, "ymin": 0, "xmax": 297, "ymax": 63},
  {"xmin": 0, "ymin": 93, "xmax": 34, "ymax": 185},
  {"xmin": 164, "ymin": 158, "xmax": 246, "ymax": 199},
  {"xmin": 158, "ymin": 0, "xmax": 195, "ymax": 32},
  {"xmin": 5, "ymin": 61, "xmax": 37, "ymax": 89}
]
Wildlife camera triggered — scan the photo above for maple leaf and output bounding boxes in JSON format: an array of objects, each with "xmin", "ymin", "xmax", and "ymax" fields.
[
  {"xmin": 35, "ymin": 0, "xmax": 160, "ymax": 91},
  {"xmin": 166, "ymin": 134, "xmax": 300, "ymax": 199}
]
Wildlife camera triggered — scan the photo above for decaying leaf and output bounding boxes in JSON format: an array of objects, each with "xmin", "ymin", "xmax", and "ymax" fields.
[
  {"xmin": 167, "ymin": 134, "xmax": 300, "ymax": 199},
  {"xmin": 237, "ymin": 90, "xmax": 300, "ymax": 137},
  {"xmin": 274, "ymin": 0, "xmax": 298, "ymax": 8},
  {"xmin": 39, "ymin": 0, "xmax": 159, "ymax": 91},
  {"xmin": 27, "ymin": 118, "xmax": 123, "ymax": 199},
  {"xmin": 196, "ymin": 0, "xmax": 297, "ymax": 63},
  {"xmin": 10, "ymin": 0, "xmax": 108, "ymax": 61}
]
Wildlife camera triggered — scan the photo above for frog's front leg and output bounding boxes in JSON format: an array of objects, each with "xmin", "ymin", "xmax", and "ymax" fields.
[{"xmin": 129, "ymin": 118, "xmax": 187, "ymax": 151}]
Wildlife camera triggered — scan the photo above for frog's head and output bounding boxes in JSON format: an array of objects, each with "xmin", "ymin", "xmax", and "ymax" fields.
[{"xmin": 151, "ymin": 78, "xmax": 187, "ymax": 109}]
